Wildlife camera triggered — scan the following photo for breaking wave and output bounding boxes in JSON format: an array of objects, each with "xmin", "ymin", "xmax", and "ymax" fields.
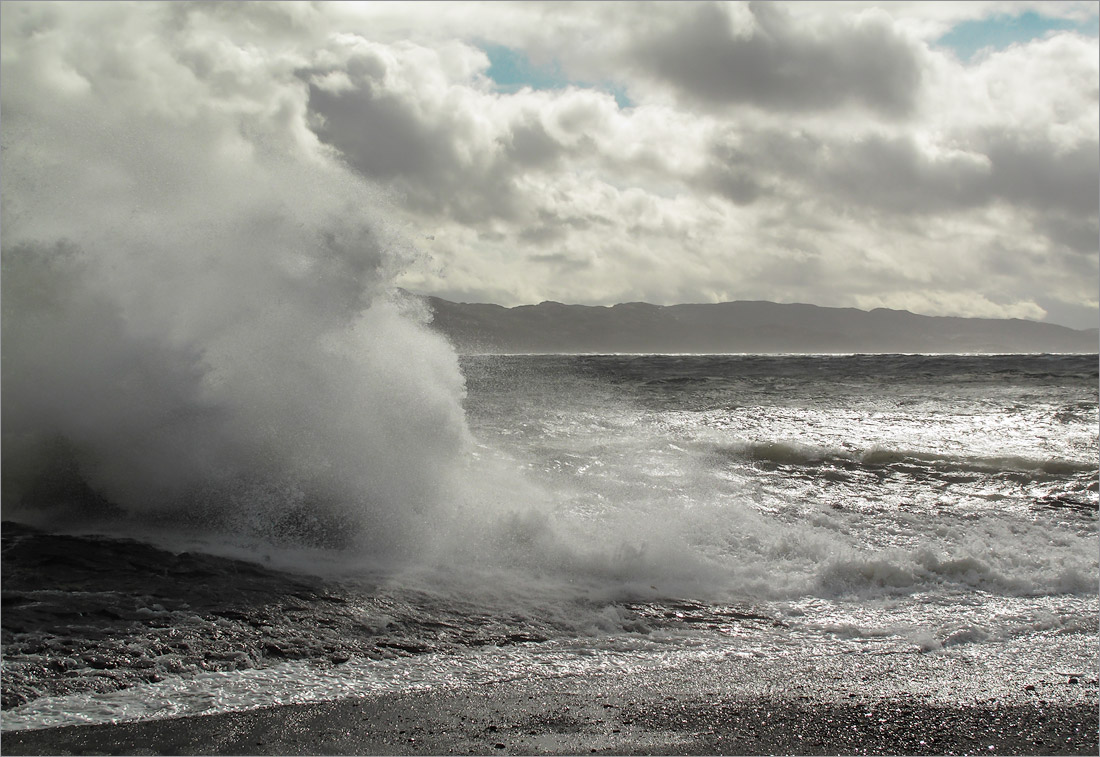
[
  {"xmin": 710, "ymin": 440, "xmax": 1094, "ymax": 477},
  {"xmin": 1, "ymin": 158, "xmax": 473, "ymax": 560}
]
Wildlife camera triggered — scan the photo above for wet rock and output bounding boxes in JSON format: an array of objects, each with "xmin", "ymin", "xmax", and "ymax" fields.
[
  {"xmin": 2, "ymin": 690, "xmax": 29, "ymax": 710},
  {"xmin": 82, "ymin": 654, "xmax": 116, "ymax": 670},
  {"xmin": 47, "ymin": 657, "xmax": 79, "ymax": 673}
]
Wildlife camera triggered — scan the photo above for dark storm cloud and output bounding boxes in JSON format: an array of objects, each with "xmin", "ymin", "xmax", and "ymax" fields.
[
  {"xmin": 519, "ymin": 210, "xmax": 612, "ymax": 246},
  {"xmin": 818, "ymin": 134, "xmax": 992, "ymax": 214},
  {"xmin": 820, "ymin": 132, "xmax": 1100, "ymax": 221},
  {"xmin": 696, "ymin": 141, "xmax": 766, "ymax": 205},
  {"xmin": 1038, "ymin": 214, "xmax": 1100, "ymax": 255},
  {"xmin": 983, "ymin": 135, "xmax": 1100, "ymax": 217},
  {"xmin": 631, "ymin": 1, "xmax": 923, "ymax": 116},
  {"xmin": 503, "ymin": 117, "xmax": 563, "ymax": 167},
  {"xmin": 302, "ymin": 48, "xmax": 556, "ymax": 224},
  {"xmin": 308, "ymin": 79, "xmax": 445, "ymax": 180},
  {"xmin": 528, "ymin": 251, "xmax": 593, "ymax": 271},
  {"xmin": 708, "ymin": 126, "xmax": 1099, "ymax": 225}
]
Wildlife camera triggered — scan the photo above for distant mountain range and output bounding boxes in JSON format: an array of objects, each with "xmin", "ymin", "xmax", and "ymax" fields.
[{"xmin": 420, "ymin": 295, "xmax": 1099, "ymax": 354}]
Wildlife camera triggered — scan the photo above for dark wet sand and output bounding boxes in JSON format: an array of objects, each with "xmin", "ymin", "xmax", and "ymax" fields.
[{"xmin": 4, "ymin": 644, "xmax": 1097, "ymax": 756}]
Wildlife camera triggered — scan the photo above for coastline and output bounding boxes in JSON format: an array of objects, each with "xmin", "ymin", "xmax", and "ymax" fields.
[{"xmin": 5, "ymin": 641, "xmax": 1096, "ymax": 755}]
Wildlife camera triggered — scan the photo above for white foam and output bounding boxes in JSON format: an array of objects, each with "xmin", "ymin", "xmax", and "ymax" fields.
[{"xmin": 0, "ymin": 639, "xmax": 730, "ymax": 732}]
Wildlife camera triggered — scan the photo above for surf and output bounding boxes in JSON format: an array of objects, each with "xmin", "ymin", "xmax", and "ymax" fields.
[{"xmin": 1, "ymin": 108, "xmax": 474, "ymax": 561}]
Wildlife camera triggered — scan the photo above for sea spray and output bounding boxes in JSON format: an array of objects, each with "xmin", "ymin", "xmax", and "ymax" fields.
[
  {"xmin": 0, "ymin": 7, "xmax": 472, "ymax": 556},
  {"xmin": 1, "ymin": 237, "xmax": 472, "ymax": 556},
  {"xmin": 0, "ymin": 0, "xmax": 601, "ymax": 568}
]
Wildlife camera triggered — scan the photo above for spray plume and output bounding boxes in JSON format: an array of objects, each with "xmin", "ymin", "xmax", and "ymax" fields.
[{"xmin": 1, "ymin": 2, "xmax": 471, "ymax": 556}]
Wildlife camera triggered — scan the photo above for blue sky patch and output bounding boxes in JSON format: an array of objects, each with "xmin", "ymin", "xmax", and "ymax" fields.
[
  {"xmin": 936, "ymin": 10, "xmax": 1099, "ymax": 61},
  {"xmin": 482, "ymin": 43, "xmax": 633, "ymax": 108}
]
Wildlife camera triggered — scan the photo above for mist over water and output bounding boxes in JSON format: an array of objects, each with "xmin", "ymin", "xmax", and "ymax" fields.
[
  {"xmin": 2, "ymin": 164, "xmax": 476, "ymax": 560},
  {"xmin": 0, "ymin": 0, "xmax": 506, "ymax": 562}
]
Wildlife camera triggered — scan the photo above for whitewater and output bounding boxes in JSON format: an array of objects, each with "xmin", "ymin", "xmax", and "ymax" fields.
[{"xmin": 3, "ymin": 350, "xmax": 1097, "ymax": 731}]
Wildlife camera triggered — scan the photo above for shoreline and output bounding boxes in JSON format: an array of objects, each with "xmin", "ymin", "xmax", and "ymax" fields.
[{"xmin": 5, "ymin": 644, "xmax": 1097, "ymax": 755}]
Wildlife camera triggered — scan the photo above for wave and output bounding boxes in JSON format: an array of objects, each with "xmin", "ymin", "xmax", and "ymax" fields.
[
  {"xmin": 708, "ymin": 440, "xmax": 1096, "ymax": 477},
  {"xmin": 814, "ymin": 548, "xmax": 1096, "ymax": 598},
  {"xmin": 1, "ymin": 126, "xmax": 472, "ymax": 558}
]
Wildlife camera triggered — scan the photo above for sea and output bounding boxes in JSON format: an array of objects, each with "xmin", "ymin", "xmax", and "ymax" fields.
[{"xmin": 2, "ymin": 352, "xmax": 1098, "ymax": 732}]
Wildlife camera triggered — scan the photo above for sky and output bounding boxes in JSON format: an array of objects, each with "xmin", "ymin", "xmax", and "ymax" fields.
[{"xmin": 2, "ymin": 1, "xmax": 1098, "ymax": 328}]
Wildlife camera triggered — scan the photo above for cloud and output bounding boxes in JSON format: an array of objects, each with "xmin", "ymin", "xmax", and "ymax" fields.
[
  {"xmin": 301, "ymin": 37, "xmax": 622, "ymax": 225},
  {"xmin": 1039, "ymin": 214, "xmax": 1100, "ymax": 255},
  {"xmin": 853, "ymin": 290, "xmax": 1049, "ymax": 322},
  {"xmin": 983, "ymin": 133, "xmax": 1099, "ymax": 215},
  {"xmin": 2, "ymin": 0, "xmax": 1097, "ymax": 334},
  {"xmin": 298, "ymin": 5, "xmax": 1098, "ymax": 328},
  {"xmin": 814, "ymin": 134, "xmax": 992, "ymax": 213},
  {"xmin": 625, "ymin": 1, "xmax": 925, "ymax": 116}
]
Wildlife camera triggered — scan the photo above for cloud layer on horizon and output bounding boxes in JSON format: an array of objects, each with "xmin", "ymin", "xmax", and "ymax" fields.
[{"xmin": 2, "ymin": 0, "xmax": 1097, "ymax": 328}]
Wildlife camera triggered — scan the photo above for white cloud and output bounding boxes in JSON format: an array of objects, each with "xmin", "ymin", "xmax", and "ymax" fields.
[{"xmin": 3, "ymin": 0, "xmax": 1097, "ymax": 331}]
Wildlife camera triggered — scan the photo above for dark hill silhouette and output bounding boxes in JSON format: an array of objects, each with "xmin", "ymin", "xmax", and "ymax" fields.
[{"xmin": 420, "ymin": 295, "xmax": 1098, "ymax": 354}]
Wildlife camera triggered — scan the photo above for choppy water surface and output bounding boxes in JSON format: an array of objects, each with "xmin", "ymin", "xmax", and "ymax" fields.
[{"xmin": 3, "ymin": 353, "xmax": 1097, "ymax": 730}]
